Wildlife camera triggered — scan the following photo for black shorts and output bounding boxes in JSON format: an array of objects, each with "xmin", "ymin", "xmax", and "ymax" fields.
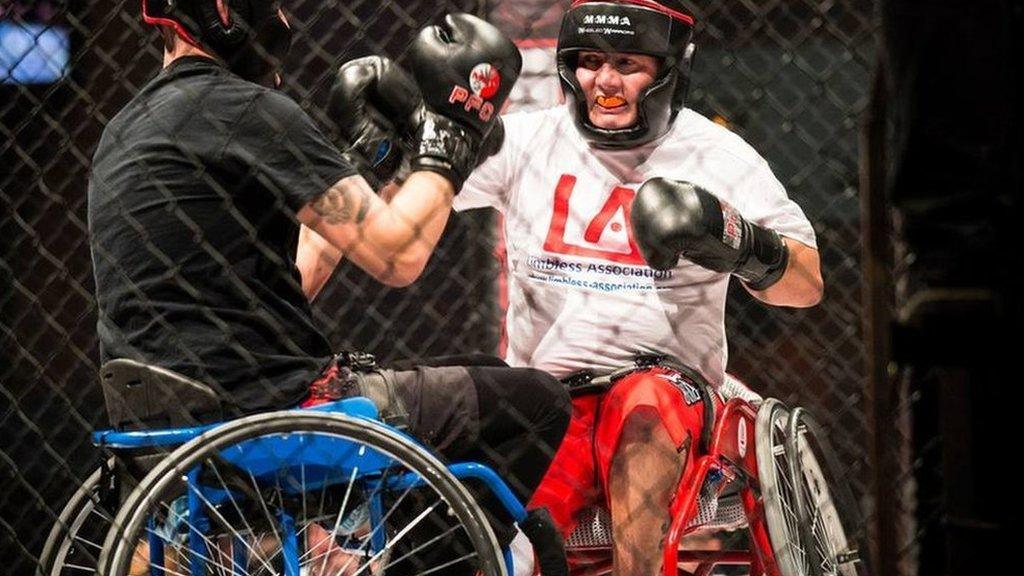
[{"xmin": 388, "ymin": 364, "xmax": 480, "ymax": 454}]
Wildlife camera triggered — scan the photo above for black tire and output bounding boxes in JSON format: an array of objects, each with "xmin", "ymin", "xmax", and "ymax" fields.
[
  {"xmin": 38, "ymin": 459, "xmax": 122, "ymax": 576},
  {"xmin": 97, "ymin": 411, "xmax": 506, "ymax": 576},
  {"xmin": 755, "ymin": 398, "xmax": 811, "ymax": 576},
  {"xmin": 787, "ymin": 408, "xmax": 871, "ymax": 576}
]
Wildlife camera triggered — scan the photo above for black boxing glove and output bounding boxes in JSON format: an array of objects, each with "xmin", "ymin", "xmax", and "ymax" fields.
[
  {"xmin": 406, "ymin": 13, "xmax": 522, "ymax": 191},
  {"xmin": 630, "ymin": 178, "xmax": 790, "ymax": 290},
  {"xmin": 328, "ymin": 56, "xmax": 422, "ymax": 187}
]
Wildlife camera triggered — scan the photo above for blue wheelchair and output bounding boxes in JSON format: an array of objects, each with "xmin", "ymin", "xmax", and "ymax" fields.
[{"xmin": 39, "ymin": 359, "xmax": 547, "ymax": 576}]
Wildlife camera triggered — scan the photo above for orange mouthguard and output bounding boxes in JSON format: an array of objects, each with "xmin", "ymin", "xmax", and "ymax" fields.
[{"xmin": 596, "ymin": 95, "xmax": 627, "ymax": 108}]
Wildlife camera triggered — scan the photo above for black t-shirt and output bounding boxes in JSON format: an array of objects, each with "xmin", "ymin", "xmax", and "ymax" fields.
[{"xmin": 88, "ymin": 56, "xmax": 355, "ymax": 414}]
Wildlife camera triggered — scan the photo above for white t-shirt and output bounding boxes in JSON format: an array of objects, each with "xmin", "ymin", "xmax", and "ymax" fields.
[{"xmin": 454, "ymin": 105, "xmax": 816, "ymax": 384}]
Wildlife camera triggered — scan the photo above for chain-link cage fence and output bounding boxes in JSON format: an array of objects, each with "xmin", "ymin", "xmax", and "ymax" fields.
[{"xmin": 3, "ymin": 1, "xmax": 881, "ymax": 575}]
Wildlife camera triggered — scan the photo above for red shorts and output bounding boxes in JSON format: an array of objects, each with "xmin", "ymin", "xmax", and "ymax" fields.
[{"xmin": 527, "ymin": 366, "xmax": 722, "ymax": 536}]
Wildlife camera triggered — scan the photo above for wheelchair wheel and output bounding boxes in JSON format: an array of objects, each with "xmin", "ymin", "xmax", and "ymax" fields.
[
  {"xmin": 755, "ymin": 398, "xmax": 810, "ymax": 576},
  {"xmin": 787, "ymin": 408, "xmax": 871, "ymax": 576},
  {"xmin": 98, "ymin": 410, "xmax": 506, "ymax": 576},
  {"xmin": 38, "ymin": 459, "xmax": 122, "ymax": 576}
]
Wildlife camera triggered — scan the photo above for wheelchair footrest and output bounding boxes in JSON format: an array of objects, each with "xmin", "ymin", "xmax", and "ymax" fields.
[{"xmin": 564, "ymin": 494, "xmax": 749, "ymax": 550}]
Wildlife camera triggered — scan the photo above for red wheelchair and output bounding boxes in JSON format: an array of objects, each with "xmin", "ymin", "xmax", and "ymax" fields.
[{"xmin": 561, "ymin": 367, "xmax": 870, "ymax": 576}]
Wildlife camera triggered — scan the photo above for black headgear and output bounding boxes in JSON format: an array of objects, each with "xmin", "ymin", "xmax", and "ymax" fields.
[
  {"xmin": 142, "ymin": 0, "xmax": 292, "ymax": 87},
  {"xmin": 557, "ymin": 0, "xmax": 696, "ymax": 148}
]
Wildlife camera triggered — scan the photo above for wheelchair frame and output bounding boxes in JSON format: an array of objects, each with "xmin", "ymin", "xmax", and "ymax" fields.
[
  {"xmin": 41, "ymin": 397, "xmax": 532, "ymax": 576},
  {"xmin": 563, "ymin": 396, "xmax": 870, "ymax": 576},
  {"xmin": 109, "ymin": 398, "xmax": 534, "ymax": 576}
]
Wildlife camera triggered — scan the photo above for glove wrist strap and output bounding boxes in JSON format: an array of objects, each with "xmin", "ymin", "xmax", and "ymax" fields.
[
  {"xmin": 409, "ymin": 113, "xmax": 479, "ymax": 193},
  {"xmin": 737, "ymin": 224, "xmax": 789, "ymax": 291}
]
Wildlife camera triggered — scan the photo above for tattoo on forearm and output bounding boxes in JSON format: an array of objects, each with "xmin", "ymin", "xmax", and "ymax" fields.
[
  {"xmin": 311, "ymin": 184, "xmax": 371, "ymax": 225},
  {"xmin": 355, "ymin": 192, "xmax": 370, "ymax": 222}
]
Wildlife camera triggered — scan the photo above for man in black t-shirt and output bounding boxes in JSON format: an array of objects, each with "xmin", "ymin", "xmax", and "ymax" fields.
[
  {"xmin": 89, "ymin": 2, "xmax": 567, "ymax": 573},
  {"xmin": 90, "ymin": 52, "xmax": 350, "ymax": 412}
]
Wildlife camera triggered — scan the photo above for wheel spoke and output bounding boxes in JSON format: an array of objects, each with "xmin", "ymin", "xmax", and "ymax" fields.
[
  {"xmin": 793, "ymin": 414, "xmax": 863, "ymax": 576},
  {"xmin": 103, "ymin": 414, "xmax": 502, "ymax": 576}
]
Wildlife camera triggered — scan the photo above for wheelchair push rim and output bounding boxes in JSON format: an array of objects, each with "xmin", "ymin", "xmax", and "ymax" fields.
[
  {"xmin": 38, "ymin": 460, "xmax": 118, "ymax": 576},
  {"xmin": 786, "ymin": 408, "xmax": 871, "ymax": 576},
  {"xmin": 97, "ymin": 410, "xmax": 507, "ymax": 576},
  {"xmin": 755, "ymin": 398, "xmax": 810, "ymax": 576}
]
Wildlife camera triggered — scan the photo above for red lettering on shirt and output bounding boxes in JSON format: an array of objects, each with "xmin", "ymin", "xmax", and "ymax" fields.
[{"xmin": 543, "ymin": 174, "xmax": 646, "ymax": 265}]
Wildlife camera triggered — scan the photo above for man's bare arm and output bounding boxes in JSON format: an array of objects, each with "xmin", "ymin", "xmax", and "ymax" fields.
[
  {"xmin": 297, "ymin": 171, "xmax": 454, "ymax": 287},
  {"xmin": 296, "ymin": 225, "xmax": 342, "ymax": 301},
  {"xmin": 746, "ymin": 238, "xmax": 823, "ymax": 307}
]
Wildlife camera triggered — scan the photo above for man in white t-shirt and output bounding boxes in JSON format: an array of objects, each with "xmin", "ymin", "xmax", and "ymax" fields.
[{"xmin": 453, "ymin": 1, "xmax": 823, "ymax": 573}]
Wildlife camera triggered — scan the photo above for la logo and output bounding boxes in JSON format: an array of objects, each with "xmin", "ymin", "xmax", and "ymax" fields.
[{"xmin": 542, "ymin": 174, "xmax": 646, "ymax": 265}]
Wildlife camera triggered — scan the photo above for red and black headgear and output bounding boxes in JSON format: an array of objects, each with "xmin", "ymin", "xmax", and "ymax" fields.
[
  {"xmin": 557, "ymin": 0, "xmax": 696, "ymax": 148},
  {"xmin": 142, "ymin": 0, "xmax": 292, "ymax": 87}
]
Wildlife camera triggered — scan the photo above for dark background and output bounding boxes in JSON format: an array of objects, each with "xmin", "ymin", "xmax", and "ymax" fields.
[{"xmin": 5, "ymin": 0, "xmax": 1012, "ymax": 574}]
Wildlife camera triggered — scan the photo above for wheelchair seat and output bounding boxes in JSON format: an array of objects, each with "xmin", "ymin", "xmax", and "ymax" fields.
[{"xmin": 100, "ymin": 358, "xmax": 225, "ymax": 430}]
